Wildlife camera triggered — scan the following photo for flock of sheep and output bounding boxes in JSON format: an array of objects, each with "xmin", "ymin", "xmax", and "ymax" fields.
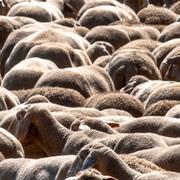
[{"xmin": 0, "ymin": 0, "xmax": 180, "ymax": 179}]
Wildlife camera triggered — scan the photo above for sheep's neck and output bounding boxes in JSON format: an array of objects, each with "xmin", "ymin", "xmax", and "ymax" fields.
[
  {"xmin": 32, "ymin": 114, "xmax": 71, "ymax": 156},
  {"xmin": 105, "ymin": 154, "xmax": 138, "ymax": 180}
]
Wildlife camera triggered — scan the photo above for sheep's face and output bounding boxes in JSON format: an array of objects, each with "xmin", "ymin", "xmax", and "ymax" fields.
[
  {"xmin": 8, "ymin": 105, "xmax": 31, "ymax": 143},
  {"xmin": 67, "ymin": 143, "xmax": 105, "ymax": 177}
]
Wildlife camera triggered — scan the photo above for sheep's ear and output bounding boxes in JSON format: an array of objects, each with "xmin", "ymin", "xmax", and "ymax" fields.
[{"xmin": 107, "ymin": 122, "xmax": 120, "ymax": 128}]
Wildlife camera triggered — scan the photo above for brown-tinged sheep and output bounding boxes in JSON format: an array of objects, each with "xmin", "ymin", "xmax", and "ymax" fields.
[
  {"xmin": 7, "ymin": 1, "xmax": 64, "ymax": 22},
  {"xmin": 78, "ymin": 5, "xmax": 138, "ymax": 29},
  {"xmin": 0, "ymin": 22, "xmax": 75, "ymax": 76},
  {"xmin": 85, "ymin": 92, "xmax": 144, "ymax": 117},
  {"xmin": 67, "ymin": 143, "xmax": 180, "ymax": 180},
  {"xmin": 115, "ymin": 116, "xmax": 180, "ymax": 137},
  {"xmin": 77, "ymin": 0, "xmax": 139, "ymax": 22},
  {"xmin": 85, "ymin": 24, "xmax": 160, "ymax": 50},
  {"xmin": 170, "ymin": 1, "xmax": 180, "ymax": 14},
  {"xmin": 153, "ymin": 38, "xmax": 180, "ymax": 67},
  {"xmin": 33, "ymin": 69, "xmax": 93, "ymax": 98},
  {"xmin": 26, "ymin": 42, "xmax": 92, "ymax": 68},
  {"xmin": 160, "ymin": 51, "xmax": 180, "ymax": 81},
  {"xmin": 0, "ymin": 127, "xmax": 24, "ymax": 158},
  {"xmin": 0, "ymin": 87, "xmax": 19, "ymax": 111},
  {"xmin": 87, "ymin": 41, "xmax": 114, "ymax": 63},
  {"xmin": 1, "ymin": 58, "xmax": 58, "ymax": 90},
  {"xmin": 145, "ymin": 83, "xmax": 180, "ymax": 109},
  {"xmin": 121, "ymin": 77, "xmax": 176, "ymax": 107},
  {"xmin": 131, "ymin": 144, "xmax": 180, "ymax": 173},
  {"xmin": 158, "ymin": 22, "xmax": 180, "ymax": 42},
  {"xmin": 144, "ymin": 100, "xmax": 180, "ymax": 116},
  {"xmin": 12, "ymin": 87, "xmax": 86, "ymax": 107},
  {"xmin": 119, "ymin": 39, "xmax": 162, "ymax": 52},
  {"xmin": 0, "ymin": 15, "xmax": 37, "ymax": 49},
  {"xmin": 106, "ymin": 49, "xmax": 161, "ymax": 89},
  {"xmin": 3, "ymin": 27, "xmax": 90, "ymax": 75},
  {"xmin": 25, "ymin": 95, "xmax": 49, "ymax": 104},
  {"xmin": 137, "ymin": 5, "xmax": 177, "ymax": 30},
  {"xmin": 9, "ymin": 105, "xmax": 167, "ymax": 158},
  {"xmin": 0, "ymin": 155, "xmax": 76, "ymax": 180},
  {"xmin": 165, "ymin": 104, "xmax": 180, "ymax": 118},
  {"xmin": 120, "ymin": 75, "xmax": 150, "ymax": 94},
  {"xmin": 70, "ymin": 117, "xmax": 118, "ymax": 134},
  {"xmin": 35, "ymin": 66, "xmax": 114, "ymax": 98}
]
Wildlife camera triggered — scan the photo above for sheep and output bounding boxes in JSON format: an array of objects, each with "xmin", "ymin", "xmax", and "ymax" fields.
[
  {"xmin": 62, "ymin": 157, "xmax": 162, "ymax": 180},
  {"xmin": 145, "ymin": 82, "xmax": 180, "ymax": 109},
  {"xmin": 143, "ymin": 100, "xmax": 180, "ymax": 116},
  {"xmin": 0, "ymin": 155, "xmax": 76, "ymax": 180},
  {"xmin": 158, "ymin": 22, "xmax": 180, "ymax": 42},
  {"xmin": 8, "ymin": 105, "xmax": 168, "ymax": 157},
  {"xmin": 115, "ymin": 116, "xmax": 180, "ymax": 138},
  {"xmin": 77, "ymin": 0, "xmax": 139, "ymax": 22},
  {"xmin": 121, "ymin": 77, "xmax": 178, "ymax": 108},
  {"xmin": 0, "ymin": 87, "xmax": 20, "ymax": 111},
  {"xmin": 170, "ymin": 1, "xmax": 180, "ymax": 14},
  {"xmin": 12, "ymin": 87, "xmax": 86, "ymax": 107},
  {"xmin": 160, "ymin": 51, "xmax": 180, "ymax": 81},
  {"xmin": 3, "ymin": 26, "xmax": 90, "ymax": 75},
  {"xmin": 7, "ymin": 1, "xmax": 64, "ymax": 22},
  {"xmin": 85, "ymin": 92, "xmax": 144, "ymax": 117},
  {"xmin": 35, "ymin": 66, "xmax": 114, "ymax": 98},
  {"xmin": 153, "ymin": 38, "xmax": 180, "ymax": 67},
  {"xmin": 67, "ymin": 143, "xmax": 180, "ymax": 180},
  {"xmin": 85, "ymin": 24, "xmax": 160, "ymax": 50},
  {"xmin": 137, "ymin": 5, "xmax": 177, "ymax": 30},
  {"xmin": 0, "ymin": 127, "xmax": 24, "ymax": 158},
  {"xmin": 26, "ymin": 42, "xmax": 92, "ymax": 68},
  {"xmin": 131, "ymin": 144, "xmax": 180, "ymax": 172},
  {"xmin": 106, "ymin": 49, "xmax": 161, "ymax": 89},
  {"xmin": 165, "ymin": 104, "xmax": 180, "ymax": 118},
  {"xmin": 78, "ymin": 5, "xmax": 138, "ymax": 29},
  {"xmin": 119, "ymin": 39, "xmax": 162, "ymax": 52},
  {"xmin": 1, "ymin": 58, "xmax": 58, "ymax": 90},
  {"xmin": 86, "ymin": 41, "xmax": 114, "ymax": 63},
  {"xmin": 25, "ymin": 95, "xmax": 50, "ymax": 104},
  {"xmin": 0, "ymin": 15, "xmax": 37, "ymax": 49}
]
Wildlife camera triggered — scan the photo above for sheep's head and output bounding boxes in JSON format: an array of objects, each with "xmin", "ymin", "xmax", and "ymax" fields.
[
  {"xmin": 8, "ymin": 104, "xmax": 50, "ymax": 143},
  {"xmin": 67, "ymin": 142, "xmax": 105, "ymax": 177}
]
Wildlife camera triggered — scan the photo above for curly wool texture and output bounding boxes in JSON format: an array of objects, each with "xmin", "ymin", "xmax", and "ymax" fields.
[
  {"xmin": 121, "ymin": 154, "xmax": 164, "ymax": 174},
  {"xmin": 144, "ymin": 100, "xmax": 180, "ymax": 116}
]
